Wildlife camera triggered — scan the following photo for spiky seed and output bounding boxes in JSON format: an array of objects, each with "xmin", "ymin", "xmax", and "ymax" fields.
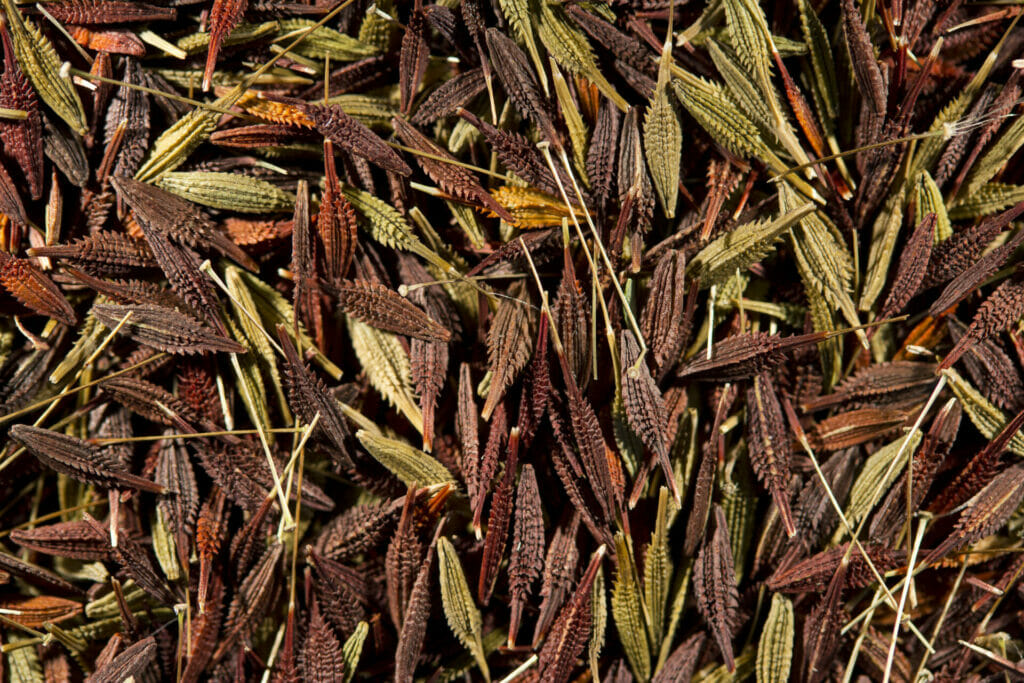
[
  {"xmin": 1, "ymin": 0, "xmax": 87, "ymax": 134},
  {"xmin": 621, "ymin": 330, "xmax": 677, "ymax": 503},
  {"xmin": 508, "ymin": 463, "xmax": 544, "ymax": 646},
  {"xmin": 0, "ymin": 23, "xmax": 42, "ymax": 199},
  {"xmin": 277, "ymin": 325, "xmax": 354, "ymax": 467},
  {"xmin": 537, "ymin": 546, "xmax": 606, "ymax": 682},
  {"xmin": 482, "ymin": 281, "xmax": 533, "ymax": 420},
  {"xmin": 398, "ymin": 4, "xmax": 428, "ymax": 115},
  {"xmin": 326, "ymin": 278, "xmax": 451, "ymax": 343},
  {"xmin": 0, "ymin": 250, "xmax": 75, "ymax": 325},
  {"xmin": 87, "ymin": 636, "xmax": 157, "ymax": 683},
  {"xmin": 745, "ymin": 373, "xmax": 795, "ymax": 536},
  {"xmin": 92, "ymin": 303, "xmax": 245, "ymax": 355},
  {"xmin": 485, "ymin": 28, "xmax": 561, "ymax": 149},
  {"xmin": 693, "ymin": 506, "xmax": 738, "ymax": 672},
  {"xmin": 10, "ymin": 424, "xmax": 165, "ymax": 493},
  {"xmin": 294, "ymin": 100, "xmax": 411, "ymax": 176},
  {"xmin": 203, "ymin": 0, "xmax": 247, "ymax": 91},
  {"xmin": 302, "ymin": 600, "xmax": 347, "ymax": 683}
]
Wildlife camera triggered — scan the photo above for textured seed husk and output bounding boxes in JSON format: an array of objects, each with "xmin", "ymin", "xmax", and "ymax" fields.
[
  {"xmin": 611, "ymin": 532, "xmax": 651, "ymax": 680},
  {"xmin": 356, "ymin": 430, "xmax": 455, "ymax": 488},
  {"xmin": 756, "ymin": 593, "xmax": 794, "ymax": 683},
  {"xmin": 2, "ymin": 0, "xmax": 87, "ymax": 134},
  {"xmin": 157, "ymin": 171, "xmax": 296, "ymax": 213},
  {"xmin": 91, "ymin": 303, "xmax": 246, "ymax": 355},
  {"xmin": 437, "ymin": 536, "xmax": 490, "ymax": 682}
]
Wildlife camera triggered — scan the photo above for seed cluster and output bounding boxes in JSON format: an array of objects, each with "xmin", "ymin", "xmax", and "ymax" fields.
[{"xmin": 0, "ymin": 1, "xmax": 1023, "ymax": 682}]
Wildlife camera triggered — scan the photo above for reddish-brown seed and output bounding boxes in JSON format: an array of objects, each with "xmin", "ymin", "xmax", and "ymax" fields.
[
  {"xmin": 0, "ymin": 250, "xmax": 75, "ymax": 325},
  {"xmin": 203, "ymin": 0, "xmax": 247, "ymax": 91},
  {"xmin": 0, "ymin": 23, "xmax": 42, "ymax": 199}
]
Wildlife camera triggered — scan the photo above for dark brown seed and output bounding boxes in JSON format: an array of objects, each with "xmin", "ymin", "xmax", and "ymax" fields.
[
  {"xmin": 399, "ymin": 3, "xmax": 429, "ymax": 116},
  {"xmin": 293, "ymin": 100, "xmax": 411, "ymax": 176},
  {"xmin": 210, "ymin": 123, "xmax": 315, "ymax": 149},
  {"xmin": 653, "ymin": 632, "xmax": 707, "ymax": 683},
  {"xmin": 745, "ymin": 372, "xmax": 795, "ymax": 537},
  {"xmin": 533, "ymin": 511, "xmax": 581, "ymax": 645},
  {"xmin": 29, "ymin": 231, "xmax": 157, "ymax": 276},
  {"xmin": 808, "ymin": 406, "xmax": 908, "ymax": 451},
  {"xmin": 485, "ymin": 28, "xmax": 561, "ymax": 149},
  {"xmin": 922, "ymin": 462, "xmax": 1024, "ymax": 567},
  {"xmin": 0, "ymin": 550, "xmax": 83, "ymax": 597},
  {"xmin": 685, "ymin": 384, "xmax": 735, "ymax": 556},
  {"xmin": 553, "ymin": 257, "xmax": 590, "ymax": 389},
  {"xmin": 801, "ymin": 360, "xmax": 938, "ymax": 412},
  {"xmin": 309, "ymin": 548, "xmax": 367, "ymax": 639},
  {"xmin": 393, "ymin": 116, "xmax": 515, "ymax": 223},
  {"xmin": 44, "ymin": 1, "xmax": 176, "ymax": 24},
  {"xmin": 678, "ymin": 330, "xmax": 836, "ymax": 382},
  {"xmin": 929, "ymin": 216, "xmax": 1024, "ymax": 317},
  {"xmin": 482, "ymin": 281, "xmax": 533, "ymax": 420},
  {"xmin": 405, "ymin": 259, "xmax": 452, "ymax": 451},
  {"xmin": 314, "ymin": 497, "xmax": 404, "ymax": 562},
  {"xmin": 876, "ymin": 213, "xmax": 936, "ymax": 323},
  {"xmin": 291, "ymin": 179, "xmax": 323, "ymax": 349},
  {"xmin": 940, "ymin": 278, "xmax": 1024, "ymax": 371},
  {"xmin": 802, "ymin": 558, "xmax": 848, "ymax": 683},
  {"xmin": 508, "ymin": 463, "xmax": 543, "ymax": 646},
  {"xmin": 617, "ymin": 106, "xmax": 654, "ymax": 238},
  {"xmin": 394, "ymin": 523, "xmax": 441, "ymax": 683},
  {"xmin": 473, "ymin": 402, "xmax": 507, "ymax": 530},
  {"xmin": 924, "ymin": 200, "xmax": 1024, "ymax": 292},
  {"xmin": 83, "ymin": 513, "xmax": 178, "ymax": 605},
  {"xmin": 111, "ymin": 175, "xmax": 257, "ymax": 272},
  {"xmin": 9, "ymin": 520, "xmax": 110, "ymax": 561},
  {"xmin": 515, "ymin": 310, "xmax": 551, "ymax": 448},
  {"xmin": 277, "ymin": 324, "xmax": 355, "ymax": 468},
  {"xmin": 458, "ymin": 107, "xmax": 562, "ymax": 197},
  {"xmin": 871, "ymin": 400, "xmax": 961, "ymax": 541},
  {"xmin": 105, "ymin": 60, "xmax": 150, "ymax": 180},
  {"xmin": 10, "ymin": 424, "xmax": 165, "ymax": 493},
  {"xmin": 64, "ymin": 267, "xmax": 185, "ymax": 309},
  {"xmin": 92, "ymin": 302, "xmax": 245, "ymax": 355},
  {"xmin": 302, "ymin": 599, "xmax": 347, "ymax": 683},
  {"xmin": 930, "ymin": 402, "xmax": 1024, "ymax": 515},
  {"xmin": 478, "ymin": 428, "xmax": 517, "ymax": 603},
  {"xmin": 621, "ymin": 329, "xmax": 678, "ymax": 504},
  {"xmin": 767, "ymin": 543, "xmax": 904, "ymax": 594},
  {"xmin": 86, "ymin": 636, "xmax": 157, "ymax": 683},
  {"xmin": 456, "ymin": 361, "xmax": 481, "ymax": 505},
  {"xmin": 326, "ymin": 278, "xmax": 451, "ymax": 343},
  {"xmin": 567, "ymin": 4, "xmax": 656, "ymax": 80},
  {"xmin": 693, "ymin": 506, "xmax": 738, "ymax": 672},
  {"xmin": 228, "ymin": 494, "xmax": 275, "ymax": 583},
  {"xmin": 214, "ymin": 542, "xmax": 284, "ymax": 662},
  {"xmin": 155, "ymin": 432, "xmax": 198, "ymax": 540},
  {"xmin": 411, "ymin": 68, "xmax": 486, "ymax": 126},
  {"xmin": 181, "ymin": 571, "xmax": 223, "ymax": 683},
  {"xmin": 536, "ymin": 545, "xmax": 606, "ymax": 682},
  {"xmin": 385, "ymin": 488, "xmax": 421, "ymax": 631},
  {"xmin": 841, "ymin": 0, "xmax": 886, "ymax": 116},
  {"xmin": 317, "ymin": 143, "xmax": 358, "ymax": 285}
]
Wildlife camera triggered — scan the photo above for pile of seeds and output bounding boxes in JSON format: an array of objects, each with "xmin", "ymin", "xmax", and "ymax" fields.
[{"xmin": 1, "ymin": 0, "xmax": 1024, "ymax": 680}]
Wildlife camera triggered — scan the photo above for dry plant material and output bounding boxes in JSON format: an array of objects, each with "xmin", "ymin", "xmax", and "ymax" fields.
[{"xmin": 1, "ymin": 2, "xmax": 1024, "ymax": 681}]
